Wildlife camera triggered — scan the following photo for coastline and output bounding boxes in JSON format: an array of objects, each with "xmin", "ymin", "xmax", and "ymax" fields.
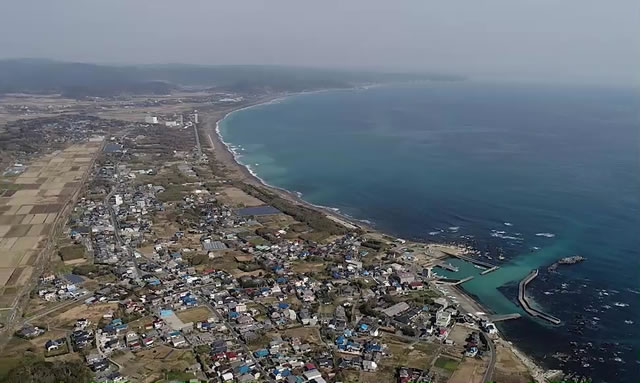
[
  {"xmin": 201, "ymin": 91, "xmax": 556, "ymax": 382},
  {"xmin": 440, "ymin": 284, "xmax": 560, "ymax": 382},
  {"xmin": 204, "ymin": 90, "xmax": 375, "ymax": 232}
]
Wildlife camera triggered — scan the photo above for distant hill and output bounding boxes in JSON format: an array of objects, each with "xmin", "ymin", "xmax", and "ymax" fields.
[
  {"xmin": 0, "ymin": 58, "xmax": 464, "ymax": 97},
  {"xmin": 0, "ymin": 59, "xmax": 174, "ymax": 97}
]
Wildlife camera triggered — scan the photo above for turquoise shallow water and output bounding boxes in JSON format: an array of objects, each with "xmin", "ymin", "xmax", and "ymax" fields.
[{"xmin": 219, "ymin": 82, "xmax": 640, "ymax": 381}]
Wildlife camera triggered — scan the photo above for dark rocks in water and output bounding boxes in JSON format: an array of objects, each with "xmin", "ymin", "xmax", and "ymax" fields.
[
  {"xmin": 559, "ymin": 256, "xmax": 586, "ymax": 264},
  {"xmin": 553, "ymin": 352, "xmax": 570, "ymax": 362},
  {"xmin": 548, "ymin": 256, "xmax": 586, "ymax": 272}
]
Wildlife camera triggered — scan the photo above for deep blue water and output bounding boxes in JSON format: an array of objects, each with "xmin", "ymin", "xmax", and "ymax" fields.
[{"xmin": 219, "ymin": 82, "xmax": 640, "ymax": 382}]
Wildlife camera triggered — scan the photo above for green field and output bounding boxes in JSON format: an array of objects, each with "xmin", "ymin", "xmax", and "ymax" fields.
[{"xmin": 434, "ymin": 356, "xmax": 460, "ymax": 372}]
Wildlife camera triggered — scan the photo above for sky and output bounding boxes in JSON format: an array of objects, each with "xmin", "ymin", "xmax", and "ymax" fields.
[{"xmin": 1, "ymin": 0, "xmax": 638, "ymax": 85}]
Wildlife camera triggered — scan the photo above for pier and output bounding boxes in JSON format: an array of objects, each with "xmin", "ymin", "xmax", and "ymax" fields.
[
  {"xmin": 518, "ymin": 269, "xmax": 561, "ymax": 325},
  {"xmin": 488, "ymin": 313, "xmax": 521, "ymax": 322},
  {"xmin": 453, "ymin": 276, "xmax": 474, "ymax": 285},
  {"xmin": 434, "ymin": 276, "xmax": 474, "ymax": 285},
  {"xmin": 436, "ymin": 262, "xmax": 459, "ymax": 272},
  {"xmin": 480, "ymin": 266, "xmax": 499, "ymax": 275},
  {"xmin": 443, "ymin": 251, "xmax": 500, "ymax": 274}
]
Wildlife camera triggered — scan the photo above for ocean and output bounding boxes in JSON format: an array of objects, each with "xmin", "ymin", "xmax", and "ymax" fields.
[{"xmin": 218, "ymin": 82, "xmax": 640, "ymax": 382}]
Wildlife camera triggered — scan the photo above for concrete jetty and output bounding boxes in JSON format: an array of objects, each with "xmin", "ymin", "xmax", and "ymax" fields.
[
  {"xmin": 435, "ymin": 276, "xmax": 475, "ymax": 285},
  {"xmin": 437, "ymin": 262, "xmax": 459, "ymax": 272},
  {"xmin": 488, "ymin": 313, "xmax": 521, "ymax": 322},
  {"xmin": 480, "ymin": 266, "xmax": 499, "ymax": 275},
  {"xmin": 453, "ymin": 276, "xmax": 475, "ymax": 285},
  {"xmin": 518, "ymin": 269, "xmax": 561, "ymax": 325},
  {"xmin": 434, "ymin": 277, "xmax": 459, "ymax": 283},
  {"xmin": 443, "ymin": 251, "xmax": 500, "ymax": 274}
]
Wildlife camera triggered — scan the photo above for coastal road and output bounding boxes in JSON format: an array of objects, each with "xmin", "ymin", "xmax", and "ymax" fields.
[
  {"xmin": 439, "ymin": 282, "xmax": 497, "ymax": 381},
  {"xmin": 482, "ymin": 332, "xmax": 496, "ymax": 383},
  {"xmin": 193, "ymin": 122, "xmax": 202, "ymax": 156},
  {"xmin": 207, "ymin": 134, "xmax": 216, "ymax": 153}
]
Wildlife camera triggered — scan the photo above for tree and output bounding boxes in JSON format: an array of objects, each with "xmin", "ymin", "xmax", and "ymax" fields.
[
  {"xmin": 4, "ymin": 360, "xmax": 93, "ymax": 383},
  {"xmin": 189, "ymin": 253, "xmax": 208, "ymax": 266},
  {"xmin": 401, "ymin": 326, "xmax": 416, "ymax": 337}
]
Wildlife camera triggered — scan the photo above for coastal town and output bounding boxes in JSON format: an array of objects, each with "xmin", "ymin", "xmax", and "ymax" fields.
[
  {"xmin": 0, "ymin": 91, "xmax": 563, "ymax": 383},
  {"xmin": 1, "ymin": 0, "xmax": 636, "ymax": 380}
]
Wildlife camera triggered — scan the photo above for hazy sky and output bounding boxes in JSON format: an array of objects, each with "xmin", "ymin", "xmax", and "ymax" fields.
[{"xmin": 1, "ymin": 0, "xmax": 638, "ymax": 85}]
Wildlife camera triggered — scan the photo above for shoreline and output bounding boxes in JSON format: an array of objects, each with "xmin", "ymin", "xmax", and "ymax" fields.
[
  {"xmin": 206, "ymin": 90, "xmax": 375, "ymax": 232},
  {"xmin": 439, "ymin": 283, "xmax": 560, "ymax": 382},
  {"xmin": 201, "ymin": 91, "xmax": 556, "ymax": 382}
]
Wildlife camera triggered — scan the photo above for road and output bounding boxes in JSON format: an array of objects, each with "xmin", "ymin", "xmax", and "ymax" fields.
[
  {"xmin": 439, "ymin": 281, "xmax": 497, "ymax": 381},
  {"xmin": 207, "ymin": 134, "xmax": 216, "ymax": 152},
  {"xmin": 481, "ymin": 332, "xmax": 496, "ymax": 383},
  {"xmin": 193, "ymin": 123, "xmax": 202, "ymax": 156},
  {"xmin": 23, "ymin": 292, "xmax": 93, "ymax": 324},
  {"xmin": 106, "ymin": 151, "xmax": 142, "ymax": 279}
]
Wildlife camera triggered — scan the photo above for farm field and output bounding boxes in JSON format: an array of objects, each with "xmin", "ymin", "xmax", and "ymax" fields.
[{"xmin": 0, "ymin": 142, "xmax": 101, "ymax": 301}]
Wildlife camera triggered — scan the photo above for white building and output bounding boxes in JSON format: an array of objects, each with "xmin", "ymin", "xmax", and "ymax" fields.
[
  {"xmin": 144, "ymin": 116, "xmax": 159, "ymax": 124},
  {"xmin": 483, "ymin": 322, "xmax": 498, "ymax": 335},
  {"xmin": 363, "ymin": 360, "xmax": 378, "ymax": 371},
  {"xmin": 435, "ymin": 311, "xmax": 452, "ymax": 327}
]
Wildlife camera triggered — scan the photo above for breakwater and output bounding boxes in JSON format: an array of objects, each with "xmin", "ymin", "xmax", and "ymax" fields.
[{"xmin": 518, "ymin": 269, "xmax": 561, "ymax": 325}]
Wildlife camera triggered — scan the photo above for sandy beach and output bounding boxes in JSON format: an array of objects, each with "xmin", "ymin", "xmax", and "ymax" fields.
[{"xmin": 201, "ymin": 94, "xmax": 376, "ymax": 232}]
